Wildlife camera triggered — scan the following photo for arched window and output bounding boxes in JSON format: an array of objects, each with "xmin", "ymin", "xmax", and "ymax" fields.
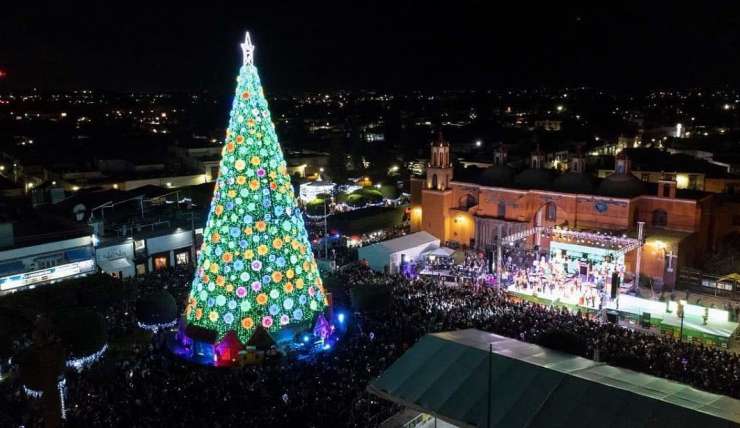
[
  {"xmin": 431, "ymin": 174, "xmax": 438, "ymax": 190},
  {"xmin": 652, "ymin": 209, "xmax": 668, "ymax": 227},
  {"xmin": 497, "ymin": 200, "xmax": 506, "ymax": 218},
  {"xmin": 546, "ymin": 202, "xmax": 557, "ymax": 221}
]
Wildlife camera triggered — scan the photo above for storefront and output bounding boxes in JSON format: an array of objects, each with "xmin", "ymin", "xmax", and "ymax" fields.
[
  {"xmin": 145, "ymin": 229, "xmax": 194, "ymax": 272},
  {"xmin": 0, "ymin": 236, "xmax": 96, "ymax": 294}
]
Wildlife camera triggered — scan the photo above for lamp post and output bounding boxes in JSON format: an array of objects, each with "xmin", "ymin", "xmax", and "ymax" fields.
[
  {"xmin": 633, "ymin": 221, "xmax": 645, "ymax": 293},
  {"xmin": 677, "ymin": 299, "xmax": 686, "ymax": 341}
]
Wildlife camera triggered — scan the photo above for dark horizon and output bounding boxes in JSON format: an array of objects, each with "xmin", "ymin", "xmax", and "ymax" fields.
[{"xmin": 2, "ymin": 2, "xmax": 740, "ymax": 92}]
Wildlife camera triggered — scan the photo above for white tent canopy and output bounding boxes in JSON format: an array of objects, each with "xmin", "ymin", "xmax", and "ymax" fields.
[
  {"xmin": 358, "ymin": 231, "xmax": 440, "ymax": 273},
  {"xmin": 424, "ymin": 247, "xmax": 456, "ymax": 258}
]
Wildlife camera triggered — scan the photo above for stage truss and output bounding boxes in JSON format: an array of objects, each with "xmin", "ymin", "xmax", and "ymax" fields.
[{"xmin": 501, "ymin": 226, "xmax": 642, "ymax": 256}]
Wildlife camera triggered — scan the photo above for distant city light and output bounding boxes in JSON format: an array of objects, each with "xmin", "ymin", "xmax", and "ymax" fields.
[
  {"xmin": 594, "ymin": 136, "xmax": 600, "ymax": 141},
  {"xmin": 475, "ymin": 140, "xmax": 482, "ymax": 147},
  {"xmin": 723, "ymin": 103, "xmax": 731, "ymax": 110},
  {"xmin": 675, "ymin": 123, "xmax": 683, "ymax": 138},
  {"xmin": 72, "ymin": 186, "xmax": 80, "ymax": 191},
  {"xmin": 166, "ymin": 182, "xmax": 173, "ymax": 188},
  {"xmin": 556, "ymin": 105, "xmax": 564, "ymax": 112}
]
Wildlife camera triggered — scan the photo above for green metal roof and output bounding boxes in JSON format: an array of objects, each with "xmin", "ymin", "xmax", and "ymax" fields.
[{"xmin": 368, "ymin": 329, "xmax": 740, "ymax": 428}]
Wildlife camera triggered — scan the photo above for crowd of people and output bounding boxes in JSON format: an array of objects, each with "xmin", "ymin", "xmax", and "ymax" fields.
[{"xmin": 2, "ymin": 261, "xmax": 740, "ymax": 426}]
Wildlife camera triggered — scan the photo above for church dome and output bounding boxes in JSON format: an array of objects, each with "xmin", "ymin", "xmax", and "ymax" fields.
[
  {"xmin": 514, "ymin": 168, "xmax": 554, "ymax": 190},
  {"xmin": 479, "ymin": 165, "xmax": 515, "ymax": 187},
  {"xmin": 553, "ymin": 172, "xmax": 595, "ymax": 194},
  {"xmin": 598, "ymin": 173, "xmax": 646, "ymax": 198}
]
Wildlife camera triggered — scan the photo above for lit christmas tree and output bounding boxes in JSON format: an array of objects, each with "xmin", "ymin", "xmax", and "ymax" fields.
[{"xmin": 184, "ymin": 32, "xmax": 326, "ymax": 345}]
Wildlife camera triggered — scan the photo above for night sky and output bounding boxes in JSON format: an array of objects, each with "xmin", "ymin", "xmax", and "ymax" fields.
[{"xmin": 2, "ymin": 2, "xmax": 740, "ymax": 92}]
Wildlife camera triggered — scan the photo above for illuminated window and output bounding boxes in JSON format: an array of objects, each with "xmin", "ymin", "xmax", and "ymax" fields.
[
  {"xmin": 176, "ymin": 251, "xmax": 190, "ymax": 265},
  {"xmin": 134, "ymin": 240, "xmax": 146, "ymax": 252},
  {"xmin": 153, "ymin": 254, "xmax": 169, "ymax": 271},
  {"xmin": 688, "ymin": 174, "xmax": 698, "ymax": 190}
]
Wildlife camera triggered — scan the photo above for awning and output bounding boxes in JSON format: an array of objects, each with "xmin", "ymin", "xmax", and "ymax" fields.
[{"xmin": 98, "ymin": 257, "xmax": 133, "ymax": 273}]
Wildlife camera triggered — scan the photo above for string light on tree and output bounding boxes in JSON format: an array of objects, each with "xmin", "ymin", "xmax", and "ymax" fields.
[{"xmin": 184, "ymin": 32, "xmax": 327, "ymax": 344}]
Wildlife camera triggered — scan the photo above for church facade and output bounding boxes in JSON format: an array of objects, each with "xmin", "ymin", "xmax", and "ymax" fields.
[{"xmin": 410, "ymin": 133, "xmax": 719, "ymax": 289}]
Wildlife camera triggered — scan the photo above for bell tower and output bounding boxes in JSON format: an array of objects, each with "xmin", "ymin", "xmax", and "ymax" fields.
[{"xmin": 426, "ymin": 130, "xmax": 453, "ymax": 191}]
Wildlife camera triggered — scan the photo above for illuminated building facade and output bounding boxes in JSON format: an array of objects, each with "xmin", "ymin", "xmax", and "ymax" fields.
[{"xmin": 410, "ymin": 134, "xmax": 725, "ymax": 289}]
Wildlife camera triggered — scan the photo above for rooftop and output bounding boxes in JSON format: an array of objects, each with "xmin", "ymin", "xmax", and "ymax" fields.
[{"xmin": 369, "ymin": 329, "xmax": 740, "ymax": 428}]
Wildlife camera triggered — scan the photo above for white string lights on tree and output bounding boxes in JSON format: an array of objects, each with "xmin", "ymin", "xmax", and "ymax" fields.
[
  {"xmin": 137, "ymin": 319, "xmax": 178, "ymax": 333},
  {"xmin": 57, "ymin": 377, "xmax": 67, "ymax": 420},
  {"xmin": 23, "ymin": 385, "xmax": 43, "ymax": 398},
  {"xmin": 66, "ymin": 344, "xmax": 108, "ymax": 371},
  {"xmin": 23, "ymin": 377, "xmax": 68, "ymax": 419}
]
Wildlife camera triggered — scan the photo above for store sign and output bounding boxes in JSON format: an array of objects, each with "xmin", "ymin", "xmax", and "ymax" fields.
[{"xmin": 0, "ymin": 259, "xmax": 95, "ymax": 291}]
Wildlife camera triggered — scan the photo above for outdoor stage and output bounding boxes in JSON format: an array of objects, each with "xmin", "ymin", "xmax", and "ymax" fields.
[{"xmin": 508, "ymin": 288, "xmax": 738, "ymax": 347}]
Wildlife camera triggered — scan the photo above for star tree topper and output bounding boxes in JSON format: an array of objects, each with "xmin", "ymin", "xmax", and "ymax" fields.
[{"xmin": 241, "ymin": 32, "xmax": 255, "ymax": 66}]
